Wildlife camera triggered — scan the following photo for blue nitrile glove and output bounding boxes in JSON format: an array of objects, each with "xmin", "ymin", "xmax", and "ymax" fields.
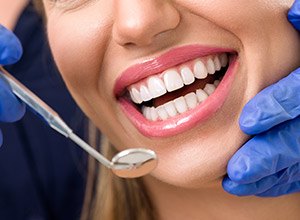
[
  {"xmin": 0, "ymin": 25, "xmax": 25, "ymax": 145},
  {"xmin": 222, "ymin": 1, "xmax": 300, "ymax": 197}
]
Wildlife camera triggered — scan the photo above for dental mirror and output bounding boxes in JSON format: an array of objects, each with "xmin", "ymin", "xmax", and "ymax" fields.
[
  {"xmin": 111, "ymin": 148, "xmax": 158, "ymax": 178},
  {"xmin": 0, "ymin": 66, "xmax": 158, "ymax": 178}
]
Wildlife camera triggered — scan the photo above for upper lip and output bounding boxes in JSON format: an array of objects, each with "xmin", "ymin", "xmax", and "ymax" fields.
[{"xmin": 114, "ymin": 44, "xmax": 236, "ymax": 97}]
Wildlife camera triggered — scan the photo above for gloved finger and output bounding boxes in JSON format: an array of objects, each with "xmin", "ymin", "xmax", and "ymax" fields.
[
  {"xmin": 223, "ymin": 172, "xmax": 281, "ymax": 196},
  {"xmin": 257, "ymin": 181, "xmax": 300, "ymax": 197},
  {"xmin": 0, "ymin": 76, "xmax": 25, "ymax": 122},
  {"xmin": 222, "ymin": 175, "xmax": 281, "ymax": 196},
  {"xmin": 227, "ymin": 117, "xmax": 300, "ymax": 184},
  {"xmin": 223, "ymin": 176, "xmax": 263, "ymax": 196},
  {"xmin": 223, "ymin": 163, "xmax": 300, "ymax": 196},
  {"xmin": 239, "ymin": 68, "xmax": 300, "ymax": 135},
  {"xmin": 0, "ymin": 25, "xmax": 22, "ymax": 65},
  {"xmin": 288, "ymin": 0, "xmax": 300, "ymax": 31}
]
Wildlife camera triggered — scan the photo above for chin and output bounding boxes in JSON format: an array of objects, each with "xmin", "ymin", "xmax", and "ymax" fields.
[{"xmin": 147, "ymin": 124, "xmax": 248, "ymax": 189}]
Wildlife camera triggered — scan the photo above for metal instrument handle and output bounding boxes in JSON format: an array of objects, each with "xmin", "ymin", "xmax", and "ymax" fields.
[
  {"xmin": 0, "ymin": 66, "xmax": 113, "ymax": 168},
  {"xmin": 0, "ymin": 66, "xmax": 72, "ymax": 137}
]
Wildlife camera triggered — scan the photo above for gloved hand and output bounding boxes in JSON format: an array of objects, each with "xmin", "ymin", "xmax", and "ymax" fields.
[
  {"xmin": 0, "ymin": 25, "xmax": 25, "ymax": 145},
  {"xmin": 222, "ymin": 1, "xmax": 300, "ymax": 197}
]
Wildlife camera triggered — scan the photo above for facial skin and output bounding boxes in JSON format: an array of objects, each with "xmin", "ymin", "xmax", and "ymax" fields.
[
  {"xmin": 43, "ymin": 0, "xmax": 300, "ymax": 207},
  {"xmin": 0, "ymin": 0, "xmax": 28, "ymax": 30}
]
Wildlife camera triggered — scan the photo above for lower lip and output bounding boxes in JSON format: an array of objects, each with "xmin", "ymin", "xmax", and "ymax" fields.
[{"xmin": 119, "ymin": 56, "xmax": 239, "ymax": 138}]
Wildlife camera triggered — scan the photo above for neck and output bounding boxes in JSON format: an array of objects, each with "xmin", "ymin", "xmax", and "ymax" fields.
[{"xmin": 144, "ymin": 176, "xmax": 300, "ymax": 220}]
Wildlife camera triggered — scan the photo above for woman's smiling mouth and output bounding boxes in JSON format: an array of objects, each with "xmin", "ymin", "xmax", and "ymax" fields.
[
  {"xmin": 128, "ymin": 53, "xmax": 228, "ymax": 121},
  {"xmin": 114, "ymin": 45, "xmax": 239, "ymax": 137}
]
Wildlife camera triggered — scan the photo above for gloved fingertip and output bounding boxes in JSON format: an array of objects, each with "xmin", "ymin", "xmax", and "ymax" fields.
[
  {"xmin": 0, "ymin": 25, "xmax": 23, "ymax": 65},
  {"xmin": 239, "ymin": 103, "xmax": 263, "ymax": 135},
  {"xmin": 11, "ymin": 102, "xmax": 26, "ymax": 122},
  {"xmin": 5, "ymin": 97, "xmax": 26, "ymax": 122},
  {"xmin": 0, "ymin": 45, "xmax": 23, "ymax": 65},
  {"xmin": 239, "ymin": 114, "xmax": 258, "ymax": 135},
  {"xmin": 222, "ymin": 176, "xmax": 247, "ymax": 196},
  {"xmin": 288, "ymin": 1, "xmax": 300, "ymax": 31},
  {"xmin": 227, "ymin": 154, "xmax": 249, "ymax": 183},
  {"xmin": 222, "ymin": 176, "xmax": 234, "ymax": 193}
]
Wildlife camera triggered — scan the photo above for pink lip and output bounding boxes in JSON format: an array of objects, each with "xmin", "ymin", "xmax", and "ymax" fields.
[{"xmin": 115, "ymin": 45, "xmax": 239, "ymax": 137}]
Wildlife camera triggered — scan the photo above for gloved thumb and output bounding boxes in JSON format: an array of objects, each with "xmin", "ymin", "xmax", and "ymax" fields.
[
  {"xmin": 0, "ymin": 25, "xmax": 22, "ymax": 65},
  {"xmin": 239, "ymin": 68, "xmax": 300, "ymax": 135}
]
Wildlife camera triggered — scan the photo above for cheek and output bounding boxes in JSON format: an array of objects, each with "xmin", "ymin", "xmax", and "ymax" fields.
[
  {"xmin": 180, "ymin": 0, "xmax": 300, "ymax": 91},
  {"xmin": 178, "ymin": 0, "xmax": 292, "ymax": 36},
  {"xmin": 46, "ymin": 9, "xmax": 129, "ymax": 147},
  {"xmin": 46, "ymin": 9, "xmax": 113, "ymax": 108}
]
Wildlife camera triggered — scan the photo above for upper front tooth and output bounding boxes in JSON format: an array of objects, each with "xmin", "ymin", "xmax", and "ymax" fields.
[
  {"xmin": 220, "ymin": 54, "xmax": 228, "ymax": 67},
  {"xmin": 206, "ymin": 58, "xmax": 215, "ymax": 74},
  {"xmin": 140, "ymin": 85, "xmax": 152, "ymax": 102},
  {"xmin": 194, "ymin": 60, "xmax": 208, "ymax": 79},
  {"xmin": 130, "ymin": 88, "xmax": 143, "ymax": 104},
  {"xmin": 180, "ymin": 67, "xmax": 195, "ymax": 85},
  {"xmin": 214, "ymin": 56, "xmax": 221, "ymax": 71},
  {"xmin": 147, "ymin": 76, "xmax": 167, "ymax": 98},
  {"xmin": 163, "ymin": 70, "xmax": 184, "ymax": 92}
]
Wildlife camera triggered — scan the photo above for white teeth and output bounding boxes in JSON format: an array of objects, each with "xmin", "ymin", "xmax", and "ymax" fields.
[
  {"xmin": 203, "ymin": 83, "xmax": 216, "ymax": 95},
  {"xmin": 142, "ymin": 81, "xmax": 222, "ymax": 121},
  {"xmin": 206, "ymin": 58, "xmax": 215, "ymax": 75},
  {"xmin": 147, "ymin": 76, "xmax": 167, "ymax": 98},
  {"xmin": 163, "ymin": 70, "xmax": 184, "ymax": 92},
  {"xmin": 194, "ymin": 60, "xmax": 208, "ymax": 79},
  {"xmin": 220, "ymin": 54, "xmax": 228, "ymax": 67},
  {"xmin": 142, "ymin": 106, "xmax": 152, "ymax": 120},
  {"xmin": 157, "ymin": 105, "xmax": 169, "ymax": 120},
  {"xmin": 140, "ymin": 85, "xmax": 152, "ymax": 102},
  {"xmin": 214, "ymin": 56, "xmax": 221, "ymax": 71},
  {"xmin": 150, "ymin": 107, "xmax": 159, "ymax": 121},
  {"xmin": 185, "ymin": 92, "xmax": 198, "ymax": 109},
  {"xmin": 164, "ymin": 101, "xmax": 178, "ymax": 117},
  {"xmin": 180, "ymin": 67, "xmax": 195, "ymax": 85},
  {"xmin": 129, "ymin": 53, "xmax": 230, "ymax": 116},
  {"xmin": 196, "ymin": 89, "xmax": 208, "ymax": 103},
  {"xmin": 130, "ymin": 88, "xmax": 143, "ymax": 104},
  {"xmin": 174, "ymin": 97, "xmax": 188, "ymax": 114},
  {"xmin": 143, "ymin": 101, "xmax": 178, "ymax": 121}
]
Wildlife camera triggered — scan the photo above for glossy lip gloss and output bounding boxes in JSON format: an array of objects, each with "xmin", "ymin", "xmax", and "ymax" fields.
[{"xmin": 114, "ymin": 45, "xmax": 239, "ymax": 137}]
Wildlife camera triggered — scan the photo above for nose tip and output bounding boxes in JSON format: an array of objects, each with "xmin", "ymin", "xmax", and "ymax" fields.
[{"xmin": 113, "ymin": 0, "xmax": 180, "ymax": 47}]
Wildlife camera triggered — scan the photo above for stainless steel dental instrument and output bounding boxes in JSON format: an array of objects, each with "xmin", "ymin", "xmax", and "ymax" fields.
[{"xmin": 0, "ymin": 67, "xmax": 157, "ymax": 178}]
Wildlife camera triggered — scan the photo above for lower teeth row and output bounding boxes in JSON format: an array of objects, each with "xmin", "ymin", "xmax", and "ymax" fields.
[{"xmin": 142, "ymin": 80, "xmax": 220, "ymax": 121}]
